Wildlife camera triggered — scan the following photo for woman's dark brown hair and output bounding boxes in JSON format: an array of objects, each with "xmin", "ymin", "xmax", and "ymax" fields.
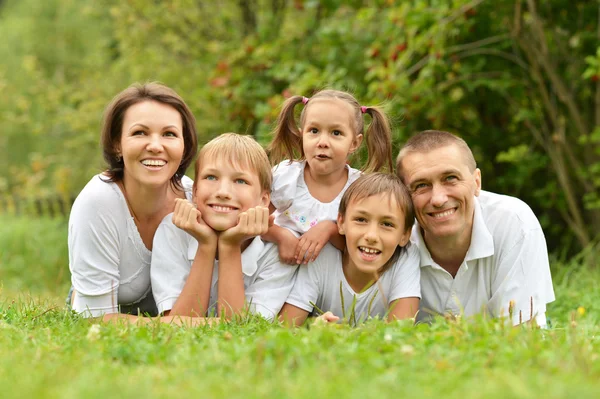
[{"xmin": 101, "ymin": 82, "xmax": 198, "ymax": 189}]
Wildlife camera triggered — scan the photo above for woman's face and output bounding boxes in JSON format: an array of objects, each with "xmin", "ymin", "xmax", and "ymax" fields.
[{"xmin": 118, "ymin": 100, "xmax": 185, "ymax": 190}]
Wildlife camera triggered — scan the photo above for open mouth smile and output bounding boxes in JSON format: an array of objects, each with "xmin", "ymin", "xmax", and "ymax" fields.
[
  {"xmin": 358, "ymin": 246, "xmax": 381, "ymax": 261},
  {"xmin": 428, "ymin": 208, "xmax": 456, "ymax": 219},
  {"xmin": 209, "ymin": 204, "xmax": 238, "ymax": 213},
  {"xmin": 141, "ymin": 159, "xmax": 167, "ymax": 169}
]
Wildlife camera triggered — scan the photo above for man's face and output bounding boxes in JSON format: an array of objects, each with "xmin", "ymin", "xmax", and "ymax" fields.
[
  {"xmin": 400, "ymin": 144, "xmax": 481, "ymax": 244},
  {"xmin": 194, "ymin": 156, "xmax": 269, "ymax": 231}
]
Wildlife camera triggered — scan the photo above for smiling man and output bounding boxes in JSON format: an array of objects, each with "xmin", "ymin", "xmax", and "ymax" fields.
[{"xmin": 396, "ymin": 130, "xmax": 555, "ymax": 326}]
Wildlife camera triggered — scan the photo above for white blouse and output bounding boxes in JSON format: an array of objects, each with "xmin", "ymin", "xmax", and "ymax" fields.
[
  {"xmin": 271, "ymin": 160, "xmax": 361, "ymax": 234},
  {"xmin": 68, "ymin": 174, "xmax": 193, "ymax": 317}
]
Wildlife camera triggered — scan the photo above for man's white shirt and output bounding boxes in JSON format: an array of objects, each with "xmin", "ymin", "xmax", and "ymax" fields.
[
  {"xmin": 151, "ymin": 214, "xmax": 298, "ymax": 320},
  {"xmin": 414, "ymin": 190, "xmax": 555, "ymax": 326}
]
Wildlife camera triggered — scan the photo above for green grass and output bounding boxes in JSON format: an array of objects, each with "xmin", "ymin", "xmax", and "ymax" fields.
[{"xmin": 1, "ymin": 215, "xmax": 600, "ymax": 398}]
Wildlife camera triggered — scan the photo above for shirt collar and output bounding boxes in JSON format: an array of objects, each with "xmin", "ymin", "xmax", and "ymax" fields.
[
  {"xmin": 411, "ymin": 195, "xmax": 494, "ymax": 267},
  {"xmin": 240, "ymin": 237, "xmax": 265, "ymax": 277}
]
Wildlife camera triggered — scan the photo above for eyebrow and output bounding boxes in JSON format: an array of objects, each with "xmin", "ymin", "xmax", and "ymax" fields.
[
  {"xmin": 200, "ymin": 167, "xmax": 253, "ymax": 178},
  {"xmin": 410, "ymin": 168, "xmax": 463, "ymax": 184},
  {"xmin": 304, "ymin": 120, "xmax": 348, "ymax": 129},
  {"xmin": 352, "ymin": 209, "xmax": 399, "ymax": 221},
  {"xmin": 128, "ymin": 123, "xmax": 181, "ymax": 132}
]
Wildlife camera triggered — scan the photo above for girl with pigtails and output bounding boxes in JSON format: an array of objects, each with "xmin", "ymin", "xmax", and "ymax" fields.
[{"xmin": 264, "ymin": 89, "xmax": 394, "ymax": 265}]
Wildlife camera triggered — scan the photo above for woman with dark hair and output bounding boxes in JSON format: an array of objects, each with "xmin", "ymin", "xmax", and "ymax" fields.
[{"xmin": 68, "ymin": 82, "xmax": 198, "ymax": 321}]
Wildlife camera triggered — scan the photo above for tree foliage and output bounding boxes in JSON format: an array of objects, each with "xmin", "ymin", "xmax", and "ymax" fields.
[{"xmin": 1, "ymin": 0, "xmax": 599, "ymax": 255}]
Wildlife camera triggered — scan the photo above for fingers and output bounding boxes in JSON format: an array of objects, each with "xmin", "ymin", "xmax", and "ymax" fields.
[
  {"xmin": 295, "ymin": 237, "xmax": 313, "ymax": 264},
  {"xmin": 323, "ymin": 311, "xmax": 340, "ymax": 322}
]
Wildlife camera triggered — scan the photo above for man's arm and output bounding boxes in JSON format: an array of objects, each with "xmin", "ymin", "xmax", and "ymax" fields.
[{"xmin": 489, "ymin": 225, "xmax": 554, "ymax": 327}]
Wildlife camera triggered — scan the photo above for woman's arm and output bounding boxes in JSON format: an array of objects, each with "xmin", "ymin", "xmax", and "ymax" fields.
[
  {"xmin": 387, "ymin": 297, "xmax": 420, "ymax": 321},
  {"xmin": 279, "ymin": 303, "xmax": 310, "ymax": 327}
]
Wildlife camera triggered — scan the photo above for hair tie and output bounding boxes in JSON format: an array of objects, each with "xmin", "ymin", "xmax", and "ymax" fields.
[
  {"xmin": 302, "ymin": 96, "xmax": 309, "ymax": 104},
  {"xmin": 360, "ymin": 106, "xmax": 368, "ymax": 114}
]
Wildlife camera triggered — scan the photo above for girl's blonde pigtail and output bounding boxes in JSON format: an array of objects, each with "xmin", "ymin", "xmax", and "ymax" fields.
[
  {"xmin": 362, "ymin": 107, "xmax": 393, "ymax": 173},
  {"xmin": 267, "ymin": 96, "xmax": 305, "ymax": 166}
]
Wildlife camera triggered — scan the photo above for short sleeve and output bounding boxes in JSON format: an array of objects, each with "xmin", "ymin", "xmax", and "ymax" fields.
[
  {"xmin": 284, "ymin": 255, "xmax": 322, "ymax": 314},
  {"xmin": 68, "ymin": 184, "xmax": 121, "ymax": 317},
  {"xmin": 487, "ymin": 226, "xmax": 554, "ymax": 326},
  {"xmin": 151, "ymin": 214, "xmax": 194, "ymax": 314},
  {"xmin": 270, "ymin": 161, "xmax": 303, "ymax": 211},
  {"xmin": 244, "ymin": 244, "xmax": 299, "ymax": 320},
  {"xmin": 388, "ymin": 244, "xmax": 422, "ymax": 303}
]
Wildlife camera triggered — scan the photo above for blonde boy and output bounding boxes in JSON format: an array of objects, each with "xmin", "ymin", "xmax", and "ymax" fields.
[{"xmin": 151, "ymin": 133, "xmax": 298, "ymax": 320}]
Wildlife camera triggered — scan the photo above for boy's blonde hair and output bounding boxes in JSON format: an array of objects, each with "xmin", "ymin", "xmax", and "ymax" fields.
[
  {"xmin": 194, "ymin": 133, "xmax": 272, "ymax": 193},
  {"xmin": 338, "ymin": 173, "xmax": 414, "ymax": 274}
]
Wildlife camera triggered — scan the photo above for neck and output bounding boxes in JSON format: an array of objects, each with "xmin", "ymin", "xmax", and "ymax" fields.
[
  {"xmin": 422, "ymin": 227, "xmax": 471, "ymax": 277},
  {"xmin": 305, "ymin": 162, "xmax": 348, "ymax": 187},
  {"xmin": 121, "ymin": 175, "xmax": 175, "ymax": 222},
  {"xmin": 341, "ymin": 250, "xmax": 377, "ymax": 293}
]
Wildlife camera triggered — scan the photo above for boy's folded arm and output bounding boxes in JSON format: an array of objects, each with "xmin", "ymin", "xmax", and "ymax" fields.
[
  {"xmin": 168, "ymin": 243, "xmax": 218, "ymax": 317},
  {"xmin": 216, "ymin": 243, "xmax": 246, "ymax": 319}
]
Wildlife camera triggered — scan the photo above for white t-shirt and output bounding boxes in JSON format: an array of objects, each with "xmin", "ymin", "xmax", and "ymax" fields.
[
  {"xmin": 271, "ymin": 160, "xmax": 361, "ymax": 234},
  {"xmin": 151, "ymin": 214, "xmax": 298, "ymax": 320},
  {"xmin": 285, "ymin": 243, "xmax": 421, "ymax": 323},
  {"xmin": 68, "ymin": 174, "xmax": 193, "ymax": 317},
  {"xmin": 415, "ymin": 190, "xmax": 555, "ymax": 326}
]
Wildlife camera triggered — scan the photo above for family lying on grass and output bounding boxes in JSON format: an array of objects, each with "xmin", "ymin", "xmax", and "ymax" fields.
[{"xmin": 67, "ymin": 83, "xmax": 555, "ymax": 327}]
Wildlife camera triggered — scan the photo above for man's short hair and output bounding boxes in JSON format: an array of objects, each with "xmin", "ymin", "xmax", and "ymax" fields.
[
  {"xmin": 195, "ymin": 133, "xmax": 272, "ymax": 193},
  {"xmin": 396, "ymin": 130, "xmax": 477, "ymax": 180}
]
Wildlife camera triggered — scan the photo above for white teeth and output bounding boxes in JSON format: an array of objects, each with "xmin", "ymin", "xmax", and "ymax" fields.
[
  {"xmin": 141, "ymin": 159, "xmax": 166, "ymax": 167},
  {"xmin": 212, "ymin": 205, "xmax": 236, "ymax": 212},
  {"xmin": 359, "ymin": 247, "xmax": 380, "ymax": 254},
  {"xmin": 433, "ymin": 209, "xmax": 455, "ymax": 218}
]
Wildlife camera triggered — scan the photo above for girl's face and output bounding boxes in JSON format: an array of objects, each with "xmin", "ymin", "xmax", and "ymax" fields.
[
  {"xmin": 301, "ymin": 99, "xmax": 363, "ymax": 177},
  {"xmin": 119, "ymin": 100, "xmax": 185, "ymax": 190},
  {"xmin": 338, "ymin": 193, "xmax": 411, "ymax": 276}
]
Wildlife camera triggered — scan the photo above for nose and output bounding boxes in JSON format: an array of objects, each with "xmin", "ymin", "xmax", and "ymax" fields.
[
  {"xmin": 146, "ymin": 133, "xmax": 164, "ymax": 153},
  {"xmin": 430, "ymin": 184, "xmax": 448, "ymax": 208},
  {"xmin": 316, "ymin": 133, "xmax": 330, "ymax": 148},
  {"xmin": 215, "ymin": 179, "xmax": 233, "ymax": 200},
  {"xmin": 364, "ymin": 223, "xmax": 379, "ymax": 243}
]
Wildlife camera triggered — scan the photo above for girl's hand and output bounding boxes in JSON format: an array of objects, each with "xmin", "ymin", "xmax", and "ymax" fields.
[
  {"xmin": 172, "ymin": 198, "xmax": 217, "ymax": 245},
  {"xmin": 218, "ymin": 206, "xmax": 270, "ymax": 247},
  {"xmin": 276, "ymin": 228, "xmax": 300, "ymax": 265},
  {"xmin": 314, "ymin": 311, "xmax": 340, "ymax": 325},
  {"xmin": 295, "ymin": 220, "xmax": 337, "ymax": 264}
]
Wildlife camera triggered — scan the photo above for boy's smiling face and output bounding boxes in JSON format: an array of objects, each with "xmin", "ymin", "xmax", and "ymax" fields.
[
  {"xmin": 338, "ymin": 193, "xmax": 410, "ymax": 275},
  {"xmin": 194, "ymin": 155, "xmax": 270, "ymax": 231}
]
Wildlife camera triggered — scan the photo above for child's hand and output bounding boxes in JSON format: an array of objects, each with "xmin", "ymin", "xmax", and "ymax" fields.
[
  {"xmin": 219, "ymin": 206, "xmax": 270, "ymax": 247},
  {"xmin": 295, "ymin": 220, "xmax": 336, "ymax": 264},
  {"xmin": 277, "ymin": 229, "xmax": 300, "ymax": 265},
  {"xmin": 314, "ymin": 311, "xmax": 340, "ymax": 325},
  {"xmin": 172, "ymin": 198, "xmax": 217, "ymax": 245}
]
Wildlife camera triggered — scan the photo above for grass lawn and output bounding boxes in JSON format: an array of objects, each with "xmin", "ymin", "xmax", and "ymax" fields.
[{"xmin": 1, "ymin": 216, "xmax": 599, "ymax": 399}]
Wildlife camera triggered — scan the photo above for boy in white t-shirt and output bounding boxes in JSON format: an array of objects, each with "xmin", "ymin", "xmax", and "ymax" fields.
[
  {"xmin": 151, "ymin": 133, "xmax": 298, "ymax": 320},
  {"xmin": 280, "ymin": 173, "xmax": 421, "ymax": 326}
]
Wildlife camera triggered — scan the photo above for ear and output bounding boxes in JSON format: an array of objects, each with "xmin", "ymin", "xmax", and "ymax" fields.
[
  {"xmin": 260, "ymin": 191, "xmax": 271, "ymax": 208},
  {"xmin": 473, "ymin": 168, "xmax": 482, "ymax": 197},
  {"xmin": 398, "ymin": 228, "xmax": 411, "ymax": 247},
  {"xmin": 349, "ymin": 133, "xmax": 363, "ymax": 154},
  {"xmin": 337, "ymin": 213, "xmax": 346, "ymax": 235}
]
